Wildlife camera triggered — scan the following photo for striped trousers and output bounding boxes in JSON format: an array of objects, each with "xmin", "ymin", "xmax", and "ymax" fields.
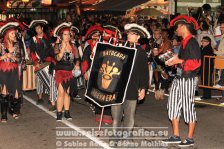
[
  {"xmin": 168, "ymin": 77, "xmax": 197, "ymax": 123},
  {"xmin": 36, "ymin": 72, "xmax": 57, "ymax": 102}
]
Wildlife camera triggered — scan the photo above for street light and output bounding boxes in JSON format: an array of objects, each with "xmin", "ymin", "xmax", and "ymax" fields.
[
  {"xmin": 22, "ymin": 0, "xmax": 29, "ymax": 2},
  {"xmin": 42, "ymin": 0, "xmax": 52, "ymax": 5},
  {"xmin": 6, "ymin": 1, "xmax": 11, "ymax": 8}
]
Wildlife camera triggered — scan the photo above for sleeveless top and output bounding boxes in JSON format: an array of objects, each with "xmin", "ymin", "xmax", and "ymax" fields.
[{"xmin": 55, "ymin": 44, "xmax": 75, "ymax": 71}]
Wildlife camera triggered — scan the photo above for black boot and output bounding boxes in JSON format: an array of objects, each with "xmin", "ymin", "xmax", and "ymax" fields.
[
  {"xmin": 1, "ymin": 94, "xmax": 9, "ymax": 122},
  {"xmin": 9, "ymin": 97, "xmax": 21, "ymax": 119},
  {"xmin": 64, "ymin": 110, "xmax": 72, "ymax": 120},
  {"xmin": 56, "ymin": 112, "xmax": 62, "ymax": 121}
]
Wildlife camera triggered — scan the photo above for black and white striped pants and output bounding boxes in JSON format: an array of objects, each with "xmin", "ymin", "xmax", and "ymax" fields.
[
  {"xmin": 36, "ymin": 71, "xmax": 57, "ymax": 102},
  {"xmin": 168, "ymin": 77, "xmax": 197, "ymax": 123}
]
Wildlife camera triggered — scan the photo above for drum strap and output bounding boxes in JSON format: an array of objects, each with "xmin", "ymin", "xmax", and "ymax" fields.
[{"xmin": 32, "ymin": 36, "xmax": 41, "ymax": 61}]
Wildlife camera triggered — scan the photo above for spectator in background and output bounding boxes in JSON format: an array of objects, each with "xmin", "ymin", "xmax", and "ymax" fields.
[
  {"xmin": 214, "ymin": 21, "xmax": 224, "ymax": 89},
  {"xmin": 197, "ymin": 21, "xmax": 217, "ymax": 49},
  {"xmin": 200, "ymin": 36, "xmax": 214, "ymax": 100},
  {"xmin": 159, "ymin": 29, "xmax": 172, "ymax": 54},
  {"xmin": 171, "ymin": 35, "xmax": 182, "ymax": 55}
]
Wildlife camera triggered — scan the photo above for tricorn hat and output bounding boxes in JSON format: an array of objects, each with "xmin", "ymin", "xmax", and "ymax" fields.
[
  {"xmin": 85, "ymin": 25, "xmax": 103, "ymax": 40},
  {"xmin": 0, "ymin": 22, "xmax": 19, "ymax": 36},
  {"xmin": 124, "ymin": 23, "xmax": 151, "ymax": 39},
  {"xmin": 29, "ymin": 19, "xmax": 48, "ymax": 29},
  {"xmin": 170, "ymin": 15, "xmax": 199, "ymax": 30},
  {"xmin": 103, "ymin": 25, "xmax": 122, "ymax": 39},
  {"xmin": 71, "ymin": 26, "xmax": 79, "ymax": 34},
  {"xmin": 53, "ymin": 22, "xmax": 72, "ymax": 37}
]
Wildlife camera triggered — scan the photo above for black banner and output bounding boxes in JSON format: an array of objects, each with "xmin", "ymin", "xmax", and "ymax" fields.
[{"xmin": 85, "ymin": 42, "xmax": 137, "ymax": 107}]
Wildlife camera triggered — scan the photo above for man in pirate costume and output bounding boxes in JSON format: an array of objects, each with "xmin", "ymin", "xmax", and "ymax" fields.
[
  {"xmin": 81, "ymin": 25, "xmax": 104, "ymax": 120},
  {"xmin": 82, "ymin": 25, "xmax": 103, "ymax": 81},
  {"xmin": 29, "ymin": 20, "xmax": 55, "ymax": 104},
  {"xmin": 110, "ymin": 23, "xmax": 149, "ymax": 146},
  {"xmin": 101, "ymin": 25, "xmax": 122, "ymax": 44},
  {"xmin": 0, "ymin": 22, "xmax": 24, "ymax": 122},
  {"xmin": 162, "ymin": 15, "xmax": 201, "ymax": 147}
]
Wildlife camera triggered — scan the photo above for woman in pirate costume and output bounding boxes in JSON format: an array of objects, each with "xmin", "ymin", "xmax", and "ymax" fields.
[
  {"xmin": 29, "ymin": 20, "xmax": 55, "ymax": 104},
  {"xmin": 53, "ymin": 22, "xmax": 80, "ymax": 121},
  {"xmin": 0, "ymin": 22, "xmax": 23, "ymax": 122},
  {"xmin": 162, "ymin": 15, "xmax": 201, "ymax": 147}
]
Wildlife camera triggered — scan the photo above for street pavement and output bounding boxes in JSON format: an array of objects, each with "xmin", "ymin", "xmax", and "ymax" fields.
[{"xmin": 0, "ymin": 89, "xmax": 224, "ymax": 149}]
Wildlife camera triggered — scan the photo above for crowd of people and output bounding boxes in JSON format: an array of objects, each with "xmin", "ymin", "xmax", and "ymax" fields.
[{"xmin": 0, "ymin": 3, "xmax": 224, "ymax": 148}]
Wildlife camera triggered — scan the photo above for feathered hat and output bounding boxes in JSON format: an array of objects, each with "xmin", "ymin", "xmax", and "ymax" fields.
[
  {"xmin": 53, "ymin": 22, "xmax": 72, "ymax": 37},
  {"xmin": 124, "ymin": 23, "xmax": 151, "ymax": 39},
  {"xmin": 85, "ymin": 25, "xmax": 103, "ymax": 40},
  {"xmin": 0, "ymin": 22, "xmax": 19, "ymax": 36},
  {"xmin": 170, "ymin": 15, "xmax": 199, "ymax": 30},
  {"xmin": 5, "ymin": 17, "xmax": 28, "ymax": 31},
  {"xmin": 103, "ymin": 25, "xmax": 122, "ymax": 39},
  {"xmin": 29, "ymin": 19, "xmax": 48, "ymax": 29},
  {"xmin": 71, "ymin": 26, "xmax": 79, "ymax": 34}
]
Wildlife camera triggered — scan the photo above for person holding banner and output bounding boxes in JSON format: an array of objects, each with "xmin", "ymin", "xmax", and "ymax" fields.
[
  {"xmin": 162, "ymin": 15, "xmax": 201, "ymax": 147},
  {"xmin": 29, "ymin": 20, "xmax": 55, "ymax": 105},
  {"xmin": 81, "ymin": 25, "xmax": 102, "ymax": 112},
  {"xmin": 82, "ymin": 25, "xmax": 103, "ymax": 81},
  {"xmin": 95, "ymin": 25, "xmax": 122, "ymax": 125},
  {"xmin": 0, "ymin": 22, "xmax": 23, "ymax": 122},
  {"xmin": 110, "ymin": 23, "xmax": 149, "ymax": 146},
  {"xmin": 53, "ymin": 22, "xmax": 80, "ymax": 121}
]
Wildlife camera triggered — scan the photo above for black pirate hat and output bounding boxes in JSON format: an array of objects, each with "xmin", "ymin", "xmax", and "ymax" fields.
[
  {"xmin": 124, "ymin": 23, "xmax": 151, "ymax": 39},
  {"xmin": 103, "ymin": 25, "xmax": 122, "ymax": 39},
  {"xmin": 53, "ymin": 22, "xmax": 72, "ymax": 37},
  {"xmin": 29, "ymin": 19, "xmax": 48, "ymax": 29},
  {"xmin": 170, "ymin": 15, "xmax": 199, "ymax": 30},
  {"xmin": 71, "ymin": 26, "xmax": 79, "ymax": 34},
  {"xmin": 6, "ymin": 17, "xmax": 28, "ymax": 31},
  {"xmin": 0, "ymin": 22, "xmax": 19, "ymax": 36},
  {"xmin": 85, "ymin": 25, "xmax": 103, "ymax": 40}
]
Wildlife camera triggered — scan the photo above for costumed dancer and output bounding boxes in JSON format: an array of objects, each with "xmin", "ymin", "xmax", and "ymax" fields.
[
  {"xmin": 162, "ymin": 15, "xmax": 201, "ymax": 147},
  {"xmin": 94, "ymin": 25, "xmax": 122, "ymax": 125},
  {"xmin": 53, "ymin": 22, "xmax": 80, "ymax": 121},
  {"xmin": 81, "ymin": 25, "xmax": 103, "ymax": 113},
  {"xmin": 110, "ymin": 23, "xmax": 149, "ymax": 146},
  {"xmin": 29, "ymin": 20, "xmax": 55, "ymax": 105},
  {"xmin": 0, "ymin": 22, "xmax": 23, "ymax": 122},
  {"xmin": 70, "ymin": 26, "xmax": 83, "ymax": 100}
]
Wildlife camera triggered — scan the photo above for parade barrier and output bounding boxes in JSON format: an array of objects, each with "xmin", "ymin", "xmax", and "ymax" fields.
[{"xmin": 198, "ymin": 56, "xmax": 224, "ymax": 90}]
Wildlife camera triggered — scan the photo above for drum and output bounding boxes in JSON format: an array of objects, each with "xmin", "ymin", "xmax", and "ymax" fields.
[{"xmin": 23, "ymin": 65, "xmax": 36, "ymax": 91}]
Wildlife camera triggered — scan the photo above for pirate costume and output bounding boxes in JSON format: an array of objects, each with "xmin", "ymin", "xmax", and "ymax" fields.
[
  {"xmin": 162, "ymin": 15, "xmax": 201, "ymax": 147},
  {"xmin": 29, "ymin": 20, "xmax": 55, "ymax": 104},
  {"xmin": 110, "ymin": 23, "xmax": 149, "ymax": 146},
  {"xmin": 94, "ymin": 25, "xmax": 122, "ymax": 125},
  {"xmin": 53, "ymin": 22, "xmax": 79, "ymax": 120},
  {"xmin": 0, "ymin": 22, "xmax": 23, "ymax": 121},
  {"xmin": 82, "ymin": 25, "xmax": 103, "ymax": 77},
  {"xmin": 70, "ymin": 26, "xmax": 83, "ymax": 99}
]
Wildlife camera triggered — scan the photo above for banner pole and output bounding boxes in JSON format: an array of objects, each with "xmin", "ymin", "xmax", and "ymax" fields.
[
  {"xmin": 96, "ymin": 107, "xmax": 105, "ymax": 137},
  {"xmin": 98, "ymin": 107, "xmax": 105, "ymax": 131}
]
